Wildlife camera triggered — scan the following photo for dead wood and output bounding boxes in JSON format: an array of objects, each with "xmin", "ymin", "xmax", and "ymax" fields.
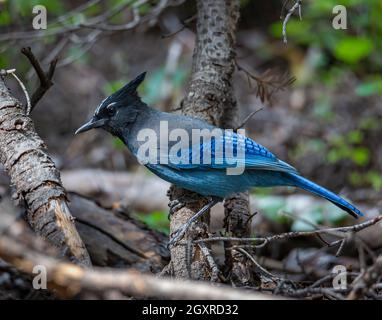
[
  {"xmin": 68, "ymin": 193, "xmax": 169, "ymax": 272},
  {"xmin": 0, "ymin": 73, "xmax": 91, "ymax": 266},
  {"xmin": 61, "ymin": 169, "xmax": 169, "ymax": 212},
  {"xmin": 0, "ymin": 228, "xmax": 277, "ymax": 300}
]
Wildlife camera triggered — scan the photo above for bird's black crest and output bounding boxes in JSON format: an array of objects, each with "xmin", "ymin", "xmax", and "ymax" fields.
[{"xmin": 112, "ymin": 71, "xmax": 146, "ymax": 101}]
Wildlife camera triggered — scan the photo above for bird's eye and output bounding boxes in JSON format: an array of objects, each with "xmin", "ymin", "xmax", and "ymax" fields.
[{"xmin": 106, "ymin": 103, "xmax": 116, "ymax": 116}]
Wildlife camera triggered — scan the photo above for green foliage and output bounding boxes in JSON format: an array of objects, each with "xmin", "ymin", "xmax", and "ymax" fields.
[
  {"xmin": 291, "ymin": 138, "xmax": 326, "ymax": 160},
  {"xmin": 103, "ymin": 80, "xmax": 128, "ymax": 96},
  {"xmin": 327, "ymin": 131, "xmax": 370, "ymax": 166},
  {"xmin": 255, "ymin": 195, "xmax": 290, "ymax": 224},
  {"xmin": 269, "ymin": 0, "xmax": 382, "ymax": 73},
  {"xmin": 141, "ymin": 67, "xmax": 188, "ymax": 105},
  {"xmin": 291, "ymin": 208, "xmax": 323, "ymax": 232},
  {"xmin": 333, "ymin": 37, "xmax": 373, "ymax": 64},
  {"xmin": 254, "ymin": 195, "xmax": 348, "ymax": 231},
  {"xmin": 312, "ymin": 95, "xmax": 334, "ymax": 121},
  {"xmin": 291, "ymin": 202, "xmax": 347, "ymax": 232},
  {"xmin": 0, "ymin": 10, "xmax": 11, "ymax": 26},
  {"xmin": 10, "ymin": 0, "xmax": 65, "ymax": 17},
  {"xmin": 356, "ymin": 78, "xmax": 382, "ymax": 96},
  {"xmin": 349, "ymin": 171, "xmax": 382, "ymax": 190},
  {"xmin": 135, "ymin": 211, "xmax": 169, "ymax": 234}
]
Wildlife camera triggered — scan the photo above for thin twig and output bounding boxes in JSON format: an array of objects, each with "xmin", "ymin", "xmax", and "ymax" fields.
[
  {"xmin": 234, "ymin": 107, "xmax": 264, "ymax": 131},
  {"xmin": 161, "ymin": 14, "xmax": 197, "ymax": 38},
  {"xmin": 282, "ymin": 0, "xmax": 302, "ymax": 44},
  {"xmin": 21, "ymin": 47, "xmax": 57, "ymax": 113},
  {"xmin": 195, "ymin": 215, "xmax": 382, "ymax": 249},
  {"xmin": 235, "ymin": 247, "xmax": 278, "ymax": 281},
  {"xmin": 0, "ymin": 68, "xmax": 32, "ymax": 114}
]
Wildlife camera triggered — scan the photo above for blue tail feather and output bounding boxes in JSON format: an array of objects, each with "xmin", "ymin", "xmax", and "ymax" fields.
[{"xmin": 287, "ymin": 173, "xmax": 363, "ymax": 218}]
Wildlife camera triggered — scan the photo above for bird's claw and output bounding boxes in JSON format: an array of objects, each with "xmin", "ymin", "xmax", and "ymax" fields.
[
  {"xmin": 167, "ymin": 224, "xmax": 189, "ymax": 248},
  {"xmin": 168, "ymin": 200, "xmax": 186, "ymax": 219},
  {"xmin": 167, "ymin": 195, "xmax": 201, "ymax": 219},
  {"xmin": 167, "ymin": 196, "xmax": 221, "ymax": 248}
]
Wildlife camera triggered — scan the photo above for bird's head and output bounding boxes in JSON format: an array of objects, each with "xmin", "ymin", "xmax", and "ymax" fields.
[{"xmin": 75, "ymin": 72, "xmax": 146, "ymax": 137}]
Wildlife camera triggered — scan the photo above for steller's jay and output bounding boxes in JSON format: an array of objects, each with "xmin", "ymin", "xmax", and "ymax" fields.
[{"xmin": 76, "ymin": 72, "xmax": 363, "ymax": 245}]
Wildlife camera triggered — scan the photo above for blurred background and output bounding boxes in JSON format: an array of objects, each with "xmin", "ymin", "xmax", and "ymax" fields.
[{"xmin": 0, "ymin": 0, "xmax": 381, "ymax": 235}]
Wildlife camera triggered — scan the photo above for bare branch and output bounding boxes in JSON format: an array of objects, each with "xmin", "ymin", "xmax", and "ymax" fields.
[
  {"xmin": 234, "ymin": 107, "xmax": 264, "ymax": 131},
  {"xmin": 281, "ymin": 0, "xmax": 302, "ymax": 44},
  {"xmin": 21, "ymin": 47, "xmax": 57, "ymax": 113},
  {"xmin": 161, "ymin": 14, "xmax": 197, "ymax": 38},
  {"xmin": 0, "ymin": 232, "xmax": 278, "ymax": 300},
  {"xmin": 1, "ymin": 69, "xmax": 32, "ymax": 114},
  {"xmin": 195, "ymin": 215, "xmax": 382, "ymax": 251}
]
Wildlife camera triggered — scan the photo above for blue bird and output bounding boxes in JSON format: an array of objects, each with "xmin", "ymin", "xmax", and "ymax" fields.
[{"xmin": 76, "ymin": 72, "xmax": 363, "ymax": 244}]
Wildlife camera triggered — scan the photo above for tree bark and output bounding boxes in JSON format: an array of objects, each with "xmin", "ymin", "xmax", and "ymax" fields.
[
  {"xmin": 0, "ymin": 225, "xmax": 276, "ymax": 300},
  {"xmin": 69, "ymin": 193, "xmax": 169, "ymax": 272},
  {"xmin": 0, "ymin": 74, "xmax": 91, "ymax": 267},
  {"xmin": 168, "ymin": 0, "xmax": 246, "ymax": 280}
]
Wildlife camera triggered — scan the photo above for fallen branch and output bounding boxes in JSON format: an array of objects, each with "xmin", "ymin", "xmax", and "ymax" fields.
[
  {"xmin": 0, "ymin": 231, "xmax": 278, "ymax": 300},
  {"xmin": 0, "ymin": 71, "xmax": 91, "ymax": 266},
  {"xmin": 68, "ymin": 193, "xmax": 169, "ymax": 272}
]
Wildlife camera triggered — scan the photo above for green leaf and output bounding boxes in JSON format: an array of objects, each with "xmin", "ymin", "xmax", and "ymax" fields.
[
  {"xmin": 135, "ymin": 211, "xmax": 169, "ymax": 234},
  {"xmin": 313, "ymin": 96, "xmax": 334, "ymax": 121},
  {"xmin": 356, "ymin": 79, "xmax": 382, "ymax": 96},
  {"xmin": 333, "ymin": 37, "xmax": 374, "ymax": 64},
  {"xmin": 269, "ymin": 20, "xmax": 314, "ymax": 44},
  {"xmin": 255, "ymin": 196, "xmax": 289, "ymax": 223},
  {"xmin": 366, "ymin": 171, "xmax": 382, "ymax": 190},
  {"xmin": 103, "ymin": 80, "xmax": 127, "ymax": 96},
  {"xmin": 347, "ymin": 130, "xmax": 363, "ymax": 144},
  {"xmin": 0, "ymin": 11, "xmax": 11, "ymax": 26},
  {"xmin": 351, "ymin": 147, "xmax": 370, "ymax": 166}
]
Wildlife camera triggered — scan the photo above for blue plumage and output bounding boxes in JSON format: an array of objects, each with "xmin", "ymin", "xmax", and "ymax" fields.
[
  {"xmin": 147, "ymin": 130, "xmax": 363, "ymax": 218},
  {"xmin": 76, "ymin": 72, "xmax": 364, "ymax": 220}
]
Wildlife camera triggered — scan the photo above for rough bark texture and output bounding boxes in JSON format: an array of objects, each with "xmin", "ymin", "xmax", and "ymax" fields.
[
  {"xmin": 223, "ymin": 192, "xmax": 252, "ymax": 285},
  {"xmin": 69, "ymin": 193, "xmax": 169, "ymax": 272},
  {"xmin": 0, "ymin": 223, "xmax": 276, "ymax": 300},
  {"xmin": 168, "ymin": 0, "xmax": 247, "ymax": 280},
  {"xmin": 0, "ymin": 75, "xmax": 91, "ymax": 267}
]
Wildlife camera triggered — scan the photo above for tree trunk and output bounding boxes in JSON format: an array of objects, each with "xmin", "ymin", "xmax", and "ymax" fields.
[{"xmin": 168, "ymin": 0, "xmax": 247, "ymax": 280}]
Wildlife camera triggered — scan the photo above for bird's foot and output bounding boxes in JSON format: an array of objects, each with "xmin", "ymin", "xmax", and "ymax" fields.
[
  {"xmin": 167, "ymin": 196, "xmax": 221, "ymax": 248},
  {"xmin": 167, "ymin": 194, "xmax": 201, "ymax": 219},
  {"xmin": 168, "ymin": 199, "xmax": 186, "ymax": 218},
  {"xmin": 167, "ymin": 223, "xmax": 190, "ymax": 248}
]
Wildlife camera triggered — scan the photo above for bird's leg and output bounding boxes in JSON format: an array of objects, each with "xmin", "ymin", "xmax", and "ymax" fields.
[
  {"xmin": 167, "ymin": 193, "xmax": 201, "ymax": 219},
  {"xmin": 168, "ymin": 196, "xmax": 221, "ymax": 248}
]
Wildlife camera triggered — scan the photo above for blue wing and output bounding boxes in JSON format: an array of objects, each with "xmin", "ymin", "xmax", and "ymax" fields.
[{"xmin": 165, "ymin": 130, "xmax": 298, "ymax": 174}]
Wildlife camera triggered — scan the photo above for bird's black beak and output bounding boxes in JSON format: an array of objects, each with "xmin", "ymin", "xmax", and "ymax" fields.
[{"xmin": 75, "ymin": 117, "xmax": 107, "ymax": 134}]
